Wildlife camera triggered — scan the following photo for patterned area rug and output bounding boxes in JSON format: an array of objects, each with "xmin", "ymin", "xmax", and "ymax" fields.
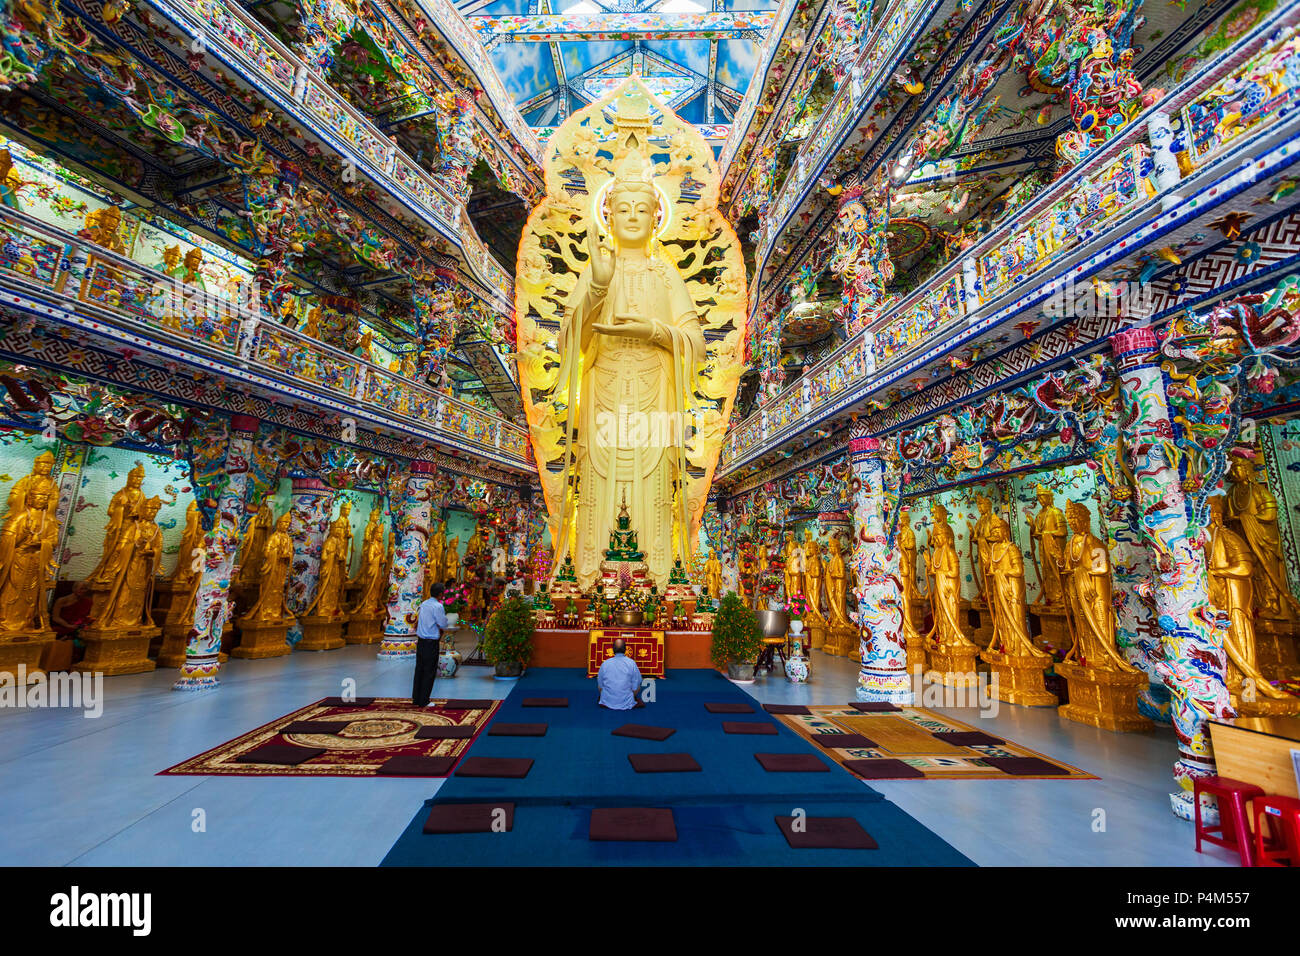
[
  {"xmin": 158, "ymin": 698, "xmax": 500, "ymax": 777},
  {"xmin": 773, "ymin": 706, "xmax": 1096, "ymax": 781}
]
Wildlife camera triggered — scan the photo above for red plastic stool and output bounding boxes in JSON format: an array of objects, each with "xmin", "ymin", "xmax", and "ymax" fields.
[
  {"xmin": 1194, "ymin": 775, "xmax": 1264, "ymax": 866},
  {"xmin": 1252, "ymin": 795, "xmax": 1300, "ymax": 867}
]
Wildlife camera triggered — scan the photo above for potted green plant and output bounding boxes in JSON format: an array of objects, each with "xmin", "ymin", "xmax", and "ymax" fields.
[
  {"xmin": 483, "ymin": 595, "xmax": 534, "ymax": 679},
  {"xmin": 710, "ymin": 591, "xmax": 764, "ymax": 683}
]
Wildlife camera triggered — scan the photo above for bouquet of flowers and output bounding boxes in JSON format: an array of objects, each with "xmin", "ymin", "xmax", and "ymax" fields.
[
  {"xmin": 784, "ymin": 592, "xmax": 811, "ymax": 621},
  {"xmin": 442, "ymin": 582, "xmax": 471, "ymax": 615}
]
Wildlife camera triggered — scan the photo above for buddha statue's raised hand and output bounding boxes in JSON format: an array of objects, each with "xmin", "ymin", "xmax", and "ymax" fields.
[{"xmin": 587, "ymin": 218, "xmax": 615, "ymax": 289}]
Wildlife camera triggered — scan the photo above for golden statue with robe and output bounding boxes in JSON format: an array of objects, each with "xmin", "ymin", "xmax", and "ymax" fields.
[
  {"xmin": 4, "ymin": 451, "xmax": 58, "ymax": 523},
  {"xmin": 984, "ymin": 519, "xmax": 1047, "ymax": 659},
  {"xmin": 898, "ymin": 518, "xmax": 923, "ymax": 641},
  {"xmin": 88, "ymin": 463, "xmax": 147, "ymax": 588},
  {"xmin": 802, "ymin": 529, "xmax": 826, "ymax": 623},
  {"xmin": 704, "ymin": 548, "xmax": 723, "ymax": 600},
  {"xmin": 96, "ymin": 496, "xmax": 163, "ymax": 629},
  {"xmin": 236, "ymin": 503, "xmax": 274, "ymax": 591},
  {"xmin": 1060, "ymin": 501, "xmax": 1134, "ymax": 671},
  {"xmin": 425, "ymin": 519, "xmax": 446, "ymax": 595},
  {"xmin": 825, "ymin": 534, "xmax": 851, "ymax": 626},
  {"xmin": 167, "ymin": 500, "xmax": 202, "ymax": 588},
  {"xmin": 1030, "ymin": 485, "xmax": 1067, "ymax": 606},
  {"xmin": 782, "ymin": 531, "xmax": 803, "ymax": 600},
  {"xmin": 243, "ymin": 514, "xmax": 294, "ymax": 623},
  {"xmin": 444, "ymin": 535, "xmax": 461, "ymax": 585},
  {"xmin": 1226, "ymin": 457, "xmax": 1299, "ymax": 621},
  {"xmin": 0, "ymin": 484, "xmax": 60, "ymax": 632},
  {"xmin": 968, "ymin": 493, "xmax": 996, "ymax": 604},
  {"xmin": 924, "ymin": 506, "xmax": 975, "ymax": 652},
  {"xmin": 306, "ymin": 521, "xmax": 348, "ymax": 619},
  {"xmin": 517, "ymin": 78, "xmax": 746, "ymax": 593},
  {"xmin": 351, "ymin": 518, "xmax": 388, "ymax": 616},
  {"xmin": 1206, "ymin": 496, "xmax": 1298, "ymax": 714}
]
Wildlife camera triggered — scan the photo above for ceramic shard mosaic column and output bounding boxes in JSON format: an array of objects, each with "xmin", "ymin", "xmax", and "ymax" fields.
[
  {"xmin": 848, "ymin": 427, "xmax": 912, "ymax": 704},
  {"xmin": 286, "ymin": 476, "xmax": 335, "ymax": 646},
  {"xmin": 1102, "ymin": 493, "xmax": 1173, "ymax": 723},
  {"xmin": 174, "ymin": 415, "xmax": 258, "ymax": 691},
  {"xmin": 1111, "ymin": 328, "xmax": 1232, "ymax": 820},
  {"xmin": 378, "ymin": 462, "xmax": 436, "ymax": 661}
]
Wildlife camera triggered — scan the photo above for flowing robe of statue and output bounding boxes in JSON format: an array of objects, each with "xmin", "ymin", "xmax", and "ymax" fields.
[
  {"xmin": 3, "ymin": 452, "xmax": 58, "ymax": 524},
  {"xmin": 236, "ymin": 504, "xmax": 273, "ymax": 589},
  {"xmin": 0, "ymin": 491, "xmax": 59, "ymax": 632},
  {"xmin": 352, "ymin": 529, "xmax": 387, "ymax": 615},
  {"xmin": 245, "ymin": 519, "xmax": 293, "ymax": 622},
  {"xmin": 1032, "ymin": 490, "xmax": 1068, "ymax": 606},
  {"xmin": 100, "ymin": 506, "xmax": 162, "ymax": 629},
  {"xmin": 987, "ymin": 534, "xmax": 1046, "ymax": 658},
  {"xmin": 1227, "ymin": 462, "xmax": 1297, "ymax": 619},
  {"xmin": 927, "ymin": 526, "xmax": 974, "ymax": 649},
  {"xmin": 556, "ymin": 252, "xmax": 705, "ymax": 591},
  {"xmin": 89, "ymin": 466, "xmax": 146, "ymax": 585},
  {"xmin": 307, "ymin": 529, "xmax": 347, "ymax": 618},
  {"xmin": 1061, "ymin": 517, "xmax": 1134, "ymax": 671}
]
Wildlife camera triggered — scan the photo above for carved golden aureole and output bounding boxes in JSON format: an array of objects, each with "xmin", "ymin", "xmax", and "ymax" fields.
[
  {"xmin": 1030, "ymin": 484, "xmax": 1068, "ymax": 607},
  {"xmin": 1226, "ymin": 457, "xmax": 1300, "ymax": 622},
  {"xmin": 518, "ymin": 77, "xmax": 747, "ymax": 593},
  {"xmin": 1056, "ymin": 500, "xmax": 1151, "ymax": 731},
  {"xmin": 1206, "ymin": 496, "xmax": 1300, "ymax": 716},
  {"xmin": 924, "ymin": 504, "xmax": 978, "ymax": 687},
  {"xmin": 79, "ymin": 494, "xmax": 163, "ymax": 676},
  {"xmin": 231, "ymin": 513, "xmax": 295, "ymax": 659}
]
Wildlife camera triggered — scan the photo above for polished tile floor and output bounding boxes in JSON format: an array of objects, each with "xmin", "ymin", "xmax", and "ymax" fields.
[{"xmin": 0, "ymin": 645, "xmax": 1237, "ymax": 866}]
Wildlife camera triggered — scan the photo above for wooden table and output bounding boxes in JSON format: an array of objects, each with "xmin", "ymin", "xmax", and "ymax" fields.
[{"xmin": 1208, "ymin": 715, "xmax": 1300, "ymax": 799}]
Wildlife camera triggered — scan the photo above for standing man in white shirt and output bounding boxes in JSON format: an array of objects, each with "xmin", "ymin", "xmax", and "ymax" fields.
[
  {"xmin": 413, "ymin": 582, "xmax": 449, "ymax": 707},
  {"xmin": 596, "ymin": 638, "xmax": 643, "ymax": 710}
]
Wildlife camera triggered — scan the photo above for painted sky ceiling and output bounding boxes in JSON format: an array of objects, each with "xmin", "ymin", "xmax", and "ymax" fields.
[{"xmin": 458, "ymin": 0, "xmax": 778, "ymax": 150}]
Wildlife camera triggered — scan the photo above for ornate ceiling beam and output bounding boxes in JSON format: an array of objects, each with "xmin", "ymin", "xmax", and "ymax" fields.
[{"xmin": 469, "ymin": 11, "xmax": 775, "ymax": 44}]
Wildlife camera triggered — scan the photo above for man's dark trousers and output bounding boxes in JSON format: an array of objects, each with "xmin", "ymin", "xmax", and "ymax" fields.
[{"xmin": 412, "ymin": 637, "xmax": 440, "ymax": 706}]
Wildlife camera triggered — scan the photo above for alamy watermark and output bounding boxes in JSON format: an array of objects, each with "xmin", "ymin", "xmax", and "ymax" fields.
[{"xmin": 0, "ymin": 665, "xmax": 103, "ymax": 718}]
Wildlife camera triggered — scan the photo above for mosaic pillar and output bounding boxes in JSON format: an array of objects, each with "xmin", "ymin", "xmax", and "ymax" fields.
[
  {"xmin": 1111, "ymin": 328, "xmax": 1231, "ymax": 820},
  {"xmin": 1147, "ymin": 110, "xmax": 1182, "ymax": 210},
  {"xmin": 174, "ymin": 415, "xmax": 258, "ymax": 690},
  {"xmin": 1102, "ymin": 491, "xmax": 1172, "ymax": 723},
  {"xmin": 286, "ymin": 476, "xmax": 335, "ymax": 646},
  {"xmin": 848, "ymin": 426, "xmax": 912, "ymax": 704},
  {"xmin": 378, "ymin": 461, "xmax": 436, "ymax": 660},
  {"xmin": 52, "ymin": 441, "xmax": 86, "ymax": 571}
]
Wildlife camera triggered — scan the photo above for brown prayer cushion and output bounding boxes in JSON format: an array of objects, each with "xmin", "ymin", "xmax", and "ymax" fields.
[
  {"xmin": 488, "ymin": 723, "xmax": 548, "ymax": 737},
  {"xmin": 423, "ymin": 802, "xmax": 515, "ymax": 834},
  {"xmin": 414, "ymin": 724, "xmax": 476, "ymax": 740},
  {"xmin": 320, "ymin": 697, "xmax": 374, "ymax": 706},
  {"xmin": 627, "ymin": 752, "xmax": 701, "ymax": 773},
  {"xmin": 612, "ymin": 724, "xmax": 676, "ymax": 741},
  {"xmin": 754, "ymin": 753, "xmax": 830, "ymax": 772},
  {"xmin": 982, "ymin": 756, "xmax": 1072, "ymax": 776},
  {"xmin": 522, "ymin": 697, "xmax": 569, "ymax": 708},
  {"xmin": 934, "ymin": 730, "xmax": 1004, "ymax": 747},
  {"xmin": 722, "ymin": 721, "xmax": 778, "ymax": 735},
  {"xmin": 775, "ymin": 815, "xmax": 879, "ymax": 850},
  {"xmin": 704, "ymin": 701, "xmax": 754, "ymax": 714},
  {"xmin": 282, "ymin": 720, "xmax": 352, "ymax": 735},
  {"xmin": 455, "ymin": 757, "xmax": 535, "ymax": 778},
  {"xmin": 378, "ymin": 755, "xmax": 457, "ymax": 776},
  {"xmin": 848, "ymin": 701, "xmax": 901, "ymax": 712},
  {"xmin": 842, "ymin": 758, "xmax": 925, "ymax": 779},
  {"xmin": 440, "ymin": 699, "xmax": 494, "ymax": 710},
  {"xmin": 762, "ymin": 703, "xmax": 811, "ymax": 715},
  {"xmin": 236, "ymin": 744, "xmax": 326, "ymax": 765},
  {"xmin": 813, "ymin": 733, "xmax": 877, "ymax": 749},
  {"xmin": 589, "ymin": 807, "xmax": 677, "ymax": 842}
]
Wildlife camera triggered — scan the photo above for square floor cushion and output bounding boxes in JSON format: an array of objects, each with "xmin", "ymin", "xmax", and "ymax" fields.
[
  {"xmin": 281, "ymin": 721, "xmax": 352, "ymax": 735},
  {"xmin": 423, "ymin": 802, "xmax": 515, "ymax": 834},
  {"xmin": 722, "ymin": 721, "xmax": 778, "ymax": 735},
  {"xmin": 378, "ymin": 755, "xmax": 457, "ymax": 776},
  {"xmin": 932, "ymin": 730, "xmax": 1004, "ymax": 747},
  {"xmin": 704, "ymin": 702, "xmax": 754, "ymax": 714},
  {"xmin": 754, "ymin": 753, "xmax": 829, "ymax": 772},
  {"xmin": 775, "ymin": 815, "xmax": 879, "ymax": 850},
  {"xmin": 812, "ymin": 733, "xmax": 877, "ymax": 749},
  {"xmin": 842, "ymin": 758, "xmax": 925, "ymax": 779},
  {"xmin": 847, "ymin": 701, "xmax": 901, "ymax": 712},
  {"xmin": 236, "ymin": 743, "xmax": 326, "ymax": 765},
  {"xmin": 488, "ymin": 723, "xmax": 548, "ymax": 737},
  {"xmin": 612, "ymin": 724, "xmax": 676, "ymax": 741},
  {"xmin": 439, "ymin": 699, "xmax": 495, "ymax": 710},
  {"xmin": 981, "ymin": 756, "xmax": 1072, "ymax": 776},
  {"xmin": 414, "ymin": 724, "xmax": 477, "ymax": 740},
  {"xmin": 627, "ymin": 753, "xmax": 701, "ymax": 773},
  {"xmin": 454, "ymin": 757, "xmax": 535, "ymax": 778},
  {"xmin": 589, "ymin": 808, "xmax": 677, "ymax": 842},
  {"xmin": 521, "ymin": 698, "xmax": 569, "ymax": 708}
]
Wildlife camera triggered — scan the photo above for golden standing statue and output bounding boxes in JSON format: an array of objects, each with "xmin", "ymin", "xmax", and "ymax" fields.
[
  {"xmin": 825, "ymin": 534, "xmax": 851, "ymax": 626},
  {"xmin": 244, "ymin": 513, "xmax": 294, "ymax": 623},
  {"xmin": 1206, "ymin": 496, "xmax": 1298, "ymax": 711},
  {"xmin": 97, "ymin": 496, "xmax": 163, "ymax": 629},
  {"xmin": 306, "ymin": 521, "xmax": 348, "ymax": 619},
  {"xmin": 1060, "ymin": 501, "xmax": 1134, "ymax": 671},
  {"xmin": 236, "ymin": 503, "xmax": 274, "ymax": 589},
  {"xmin": 968, "ymin": 493, "xmax": 996, "ymax": 604},
  {"xmin": 328, "ymin": 500, "xmax": 354, "ymax": 582},
  {"xmin": 4, "ymin": 451, "xmax": 58, "ymax": 523},
  {"xmin": 350, "ymin": 509, "xmax": 382, "ymax": 590},
  {"xmin": 985, "ymin": 519, "xmax": 1047, "ymax": 658},
  {"xmin": 802, "ymin": 529, "xmax": 826, "ymax": 623},
  {"xmin": 898, "ymin": 518, "xmax": 923, "ymax": 638},
  {"xmin": 444, "ymin": 535, "xmax": 461, "ymax": 585},
  {"xmin": 351, "ymin": 520, "xmax": 388, "ymax": 616},
  {"xmin": 704, "ymin": 547, "xmax": 723, "ymax": 600},
  {"xmin": 1030, "ymin": 485, "xmax": 1067, "ymax": 606},
  {"xmin": 782, "ymin": 531, "xmax": 803, "ymax": 600},
  {"xmin": 925, "ymin": 504, "xmax": 975, "ymax": 651},
  {"xmin": 88, "ymin": 463, "xmax": 147, "ymax": 587},
  {"xmin": 0, "ymin": 484, "xmax": 60, "ymax": 632},
  {"xmin": 1226, "ymin": 457, "xmax": 1299, "ymax": 621},
  {"xmin": 426, "ymin": 519, "xmax": 447, "ymax": 593},
  {"xmin": 167, "ymin": 500, "xmax": 202, "ymax": 588},
  {"xmin": 519, "ymin": 80, "xmax": 747, "ymax": 594}
]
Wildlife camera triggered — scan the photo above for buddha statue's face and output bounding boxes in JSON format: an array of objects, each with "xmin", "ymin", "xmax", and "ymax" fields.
[
  {"xmin": 1037, "ymin": 488, "xmax": 1053, "ymax": 507},
  {"xmin": 100, "ymin": 206, "xmax": 121, "ymax": 230},
  {"xmin": 1068, "ymin": 507, "xmax": 1088, "ymax": 533},
  {"xmin": 977, "ymin": 495, "xmax": 990, "ymax": 514},
  {"xmin": 34, "ymin": 454, "xmax": 53, "ymax": 477},
  {"xmin": 277, "ymin": 514, "xmax": 291, "ymax": 532},
  {"xmin": 1208, "ymin": 496, "xmax": 1225, "ymax": 525},
  {"xmin": 340, "ymin": 502, "xmax": 352, "ymax": 518},
  {"xmin": 127, "ymin": 470, "xmax": 144, "ymax": 489},
  {"xmin": 609, "ymin": 187, "xmax": 656, "ymax": 248},
  {"xmin": 163, "ymin": 247, "xmax": 180, "ymax": 268},
  {"xmin": 184, "ymin": 249, "xmax": 202, "ymax": 269},
  {"xmin": 988, "ymin": 521, "xmax": 1006, "ymax": 543}
]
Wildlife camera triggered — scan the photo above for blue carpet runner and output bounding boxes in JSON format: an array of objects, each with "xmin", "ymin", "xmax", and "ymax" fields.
[{"xmin": 381, "ymin": 668, "xmax": 973, "ymax": 866}]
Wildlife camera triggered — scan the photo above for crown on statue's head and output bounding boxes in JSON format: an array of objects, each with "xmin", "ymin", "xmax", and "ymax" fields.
[
  {"xmin": 611, "ymin": 149, "xmax": 656, "ymax": 196},
  {"xmin": 129, "ymin": 463, "xmax": 146, "ymax": 480}
]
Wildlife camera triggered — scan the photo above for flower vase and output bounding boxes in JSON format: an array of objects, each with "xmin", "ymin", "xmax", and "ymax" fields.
[
  {"xmin": 786, "ymin": 638, "xmax": 809, "ymax": 684},
  {"xmin": 790, "ymin": 620, "xmax": 804, "ymax": 637}
]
